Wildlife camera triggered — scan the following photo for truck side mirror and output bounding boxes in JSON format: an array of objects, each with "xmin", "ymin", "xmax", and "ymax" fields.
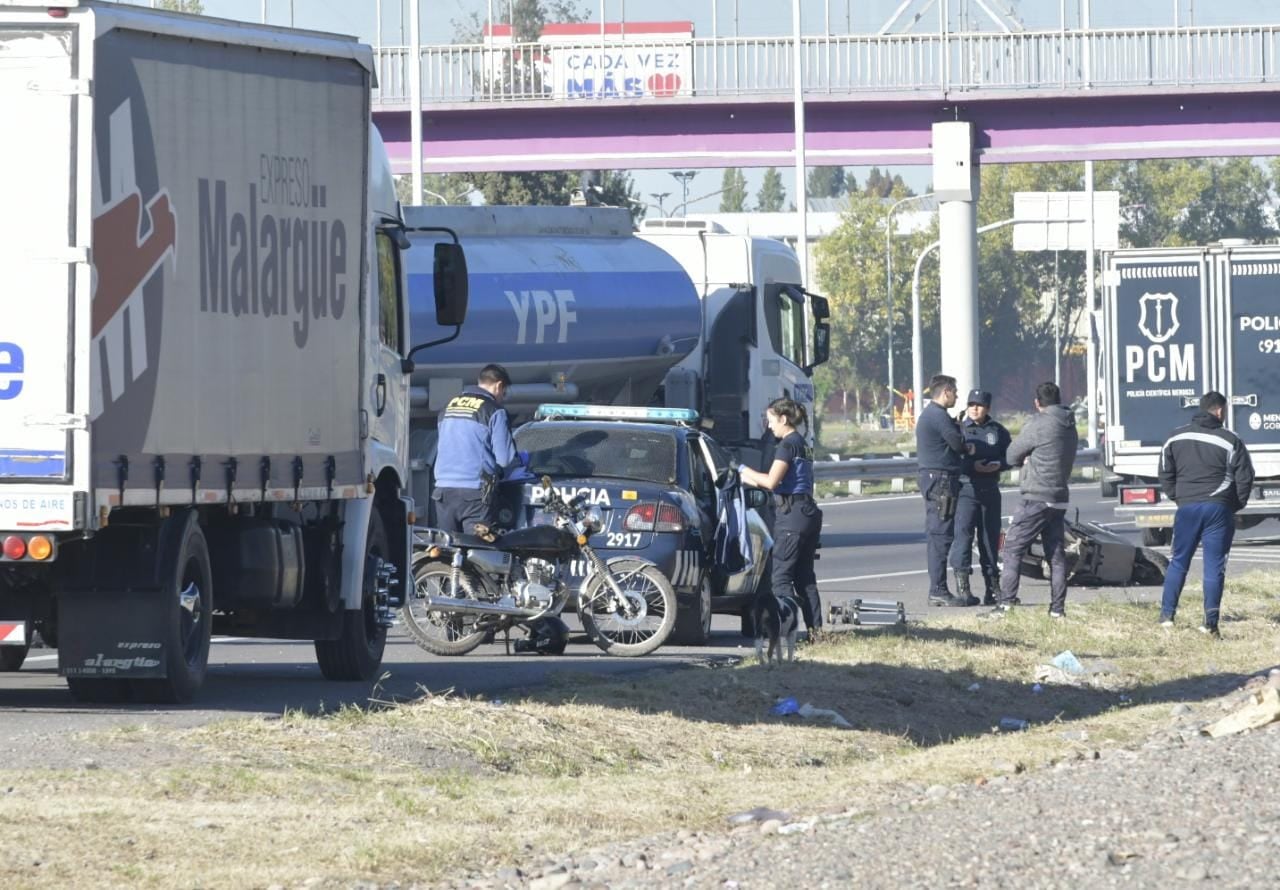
[
  {"xmin": 809, "ymin": 294, "xmax": 830, "ymax": 320},
  {"xmin": 434, "ymin": 242, "xmax": 469, "ymax": 327},
  {"xmin": 810, "ymin": 323, "xmax": 831, "ymax": 369}
]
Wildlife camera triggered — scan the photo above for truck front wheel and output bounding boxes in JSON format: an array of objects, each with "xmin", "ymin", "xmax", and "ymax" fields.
[
  {"xmin": 1141, "ymin": 527, "xmax": 1171, "ymax": 547},
  {"xmin": 315, "ymin": 507, "xmax": 389, "ymax": 681}
]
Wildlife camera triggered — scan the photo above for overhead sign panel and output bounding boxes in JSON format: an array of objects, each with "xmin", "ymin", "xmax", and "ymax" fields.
[{"xmin": 1013, "ymin": 191, "xmax": 1120, "ymax": 252}]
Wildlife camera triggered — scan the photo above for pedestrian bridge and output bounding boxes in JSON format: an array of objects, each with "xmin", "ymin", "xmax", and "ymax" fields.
[{"xmin": 369, "ymin": 25, "xmax": 1280, "ymax": 173}]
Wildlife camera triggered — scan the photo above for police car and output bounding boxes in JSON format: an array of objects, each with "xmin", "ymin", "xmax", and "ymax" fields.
[{"xmin": 497, "ymin": 405, "xmax": 773, "ymax": 645}]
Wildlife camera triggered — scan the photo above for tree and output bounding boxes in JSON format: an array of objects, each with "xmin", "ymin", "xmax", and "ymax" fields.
[
  {"xmin": 863, "ymin": 167, "xmax": 909, "ymax": 198},
  {"xmin": 756, "ymin": 168, "xmax": 786, "ymax": 212},
  {"xmin": 720, "ymin": 169, "xmax": 749, "ymax": 212},
  {"xmin": 156, "ymin": 0, "xmax": 203, "ymax": 12},
  {"xmin": 807, "ymin": 166, "xmax": 848, "ymax": 199}
]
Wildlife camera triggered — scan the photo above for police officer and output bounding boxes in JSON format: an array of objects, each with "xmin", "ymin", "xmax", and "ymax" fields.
[
  {"xmin": 948, "ymin": 390, "xmax": 1011, "ymax": 606},
  {"xmin": 738, "ymin": 398, "xmax": 823, "ymax": 633},
  {"xmin": 916, "ymin": 374, "xmax": 975, "ymax": 606},
  {"xmin": 432, "ymin": 364, "xmax": 517, "ymax": 536}
]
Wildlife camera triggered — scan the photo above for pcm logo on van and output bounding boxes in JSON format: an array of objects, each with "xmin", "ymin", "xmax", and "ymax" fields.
[
  {"xmin": 1125, "ymin": 292, "xmax": 1194, "ymax": 384},
  {"xmin": 1250, "ymin": 412, "xmax": 1280, "ymax": 431}
]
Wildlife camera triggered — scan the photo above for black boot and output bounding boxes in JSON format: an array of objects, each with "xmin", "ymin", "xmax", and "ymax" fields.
[
  {"xmin": 954, "ymin": 572, "xmax": 979, "ymax": 607},
  {"xmin": 928, "ymin": 589, "xmax": 963, "ymax": 607},
  {"xmin": 982, "ymin": 574, "xmax": 999, "ymax": 606}
]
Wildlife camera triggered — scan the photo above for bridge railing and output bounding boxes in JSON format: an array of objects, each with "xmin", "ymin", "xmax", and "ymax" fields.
[{"xmin": 372, "ymin": 25, "xmax": 1280, "ymax": 106}]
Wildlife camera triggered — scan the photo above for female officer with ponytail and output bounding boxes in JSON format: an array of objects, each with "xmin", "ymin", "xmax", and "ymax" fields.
[{"xmin": 737, "ymin": 398, "xmax": 824, "ymax": 634}]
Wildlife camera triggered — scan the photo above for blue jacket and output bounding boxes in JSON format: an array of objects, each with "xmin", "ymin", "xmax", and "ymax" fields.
[{"xmin": 433, "ymin": 386, "xmax": 516, "ymax": 490}]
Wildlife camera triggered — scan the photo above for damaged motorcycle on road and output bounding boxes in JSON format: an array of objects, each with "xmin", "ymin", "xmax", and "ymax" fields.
[{"xmin": 401, "ymin": 476, "xmax": 677, "ymax": 657}]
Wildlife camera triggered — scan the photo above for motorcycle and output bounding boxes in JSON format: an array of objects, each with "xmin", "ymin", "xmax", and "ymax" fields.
[{"xmin": 401, "ymin": 476, "xmax": 677, "ymax": 657}]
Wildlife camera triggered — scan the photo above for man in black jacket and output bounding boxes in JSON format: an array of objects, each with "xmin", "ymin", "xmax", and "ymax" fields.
[
  {"xmin": 1157, "ymin": 391, "xmax": 1255, "ymax": 637},
  {"xmin": 916, "ymin": 374, "xmax": 975, "ymax": 606}
]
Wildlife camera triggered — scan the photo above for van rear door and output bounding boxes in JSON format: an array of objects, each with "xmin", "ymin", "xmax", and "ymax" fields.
[
  {"xmin": 1222, "ymin": 252, "xmax": 1280, "ymax": 478},
  {"xmin": 1104, "ymin": 252, "xmax": 1208, "ymax": 464},
  {"xmin": 0, "ymin": 26, "xmax": 78, "ymax": 495}
]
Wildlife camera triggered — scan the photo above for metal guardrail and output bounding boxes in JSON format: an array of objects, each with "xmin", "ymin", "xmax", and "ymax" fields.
[
  {"xmin": 373, "ymin": 26, "xmax": 1280, "ymax": 106},
  {"xmin": 813, "ymin": 448, "xmax": 1100, "ymax": 482}
]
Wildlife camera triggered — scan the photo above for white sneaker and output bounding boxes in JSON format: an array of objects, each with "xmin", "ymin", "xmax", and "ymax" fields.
[{"xmin": 1160, "ymin": 619, "xmax": 1174, "ymax": 628}]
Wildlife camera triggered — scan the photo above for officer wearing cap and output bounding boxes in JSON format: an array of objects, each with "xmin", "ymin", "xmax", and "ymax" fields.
[
  {"xmin": 949, "ymin": 390, "xmax": 1011, "ymax": 605},
  {"xmin": 432, "ymin": 364, "xmax": 517, "ymax": 537}
]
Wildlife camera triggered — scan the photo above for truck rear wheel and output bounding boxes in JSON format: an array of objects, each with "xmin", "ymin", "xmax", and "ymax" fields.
[
  {"xmin": 315, "ymin": 507, "xmax": 389, "ymax": 681},
  {"xmin": 133, "ymin": 510, "xmax": 214, "ymax": 704},
  {"xmin": 1141, "ymin": 527, "xmax": 1171, "ymax": 547}
]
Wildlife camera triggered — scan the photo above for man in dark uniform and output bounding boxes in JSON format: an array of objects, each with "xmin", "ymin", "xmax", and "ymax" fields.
[
  {"xmin": 432, "ymin": 364, "xmax": 517, "ymax": 536},
  {"xmin": 915, "ymin": 374, "xmax": 975, "ymax": 606},
  {"xmin": 949, "ymin": 390, "xmax": 1011, "ymax": 606}
]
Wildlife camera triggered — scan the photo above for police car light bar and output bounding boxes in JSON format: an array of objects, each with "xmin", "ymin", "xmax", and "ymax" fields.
[{"xmin": 534, "ymin": 404, "xmax": 700, "ymax": 424}]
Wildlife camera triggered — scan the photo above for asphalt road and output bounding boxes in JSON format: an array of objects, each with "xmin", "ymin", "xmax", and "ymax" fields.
[{"xmin": 3, "ymin": 485, "xmax": 1278, "ymax": 739}]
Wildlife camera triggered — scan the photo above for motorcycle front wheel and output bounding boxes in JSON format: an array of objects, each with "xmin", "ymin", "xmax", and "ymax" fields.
[
  {"xmin": 579, "ymin": 557, "xmax": 677, "ymax": 657},
  {"xmin": 402, "ymin": 560, "xmax": 489, "ymax": 656}
]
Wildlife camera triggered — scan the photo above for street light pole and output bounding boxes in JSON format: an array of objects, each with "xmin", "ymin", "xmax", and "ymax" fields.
[
  {"xmin": 649, "ymin": 191, "xmax": 671, "ymax": 216},
  {"xmin": 670, "ymin": 171, "xmax": 698, "ymax": 216},
  {"xmin": 885, "ymin": 192, "xmax": 934, "ymax": 411}
]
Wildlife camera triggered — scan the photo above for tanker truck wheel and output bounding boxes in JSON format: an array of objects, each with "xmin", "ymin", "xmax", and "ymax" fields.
[
  {"xmin": 132, "ymin": 510, "xmax": 214, "ymax": 704},
  {"xmin": 315, "ymin": 507, "xmax": 389, "ymax": 681}
]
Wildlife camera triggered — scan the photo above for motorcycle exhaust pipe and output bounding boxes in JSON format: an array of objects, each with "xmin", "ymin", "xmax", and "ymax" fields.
[{"xmin": 421, "ymin": 594, "xmax": 545, "ymax": 619}]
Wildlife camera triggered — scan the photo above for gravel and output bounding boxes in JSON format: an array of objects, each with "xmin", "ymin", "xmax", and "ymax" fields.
[{"xmin": 449, "ymin": 686, "xmax": 1280, "ymax": 889}]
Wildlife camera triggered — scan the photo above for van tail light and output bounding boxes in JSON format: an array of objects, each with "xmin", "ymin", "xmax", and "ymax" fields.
[
  {"xmin": 622, "ymin": 502, "xmax": 685, "ymax": 533},
  {"xmin": 2, "ymin": 536, "xmax": 26, "ymax": 560},
  {"xmin": 1120, "ymin": 487, "xmax": 1159, "ymax": 505}
]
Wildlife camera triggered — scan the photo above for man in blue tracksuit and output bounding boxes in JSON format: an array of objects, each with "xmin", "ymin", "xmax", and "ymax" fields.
[
  {"xmin": 915, "ymin": 374, "xmax": 976, "ymax": 606},
  {"xmin": 949, "ymin": 390, "xmax": 1011, "ymax": 606},
  {"xmin": 1157, "ymin": 391, "xmax": 1254, "ymax": 638},
  {"xmin": 432, "ymin": 364, "xmax": 517, "ymax": 536}
]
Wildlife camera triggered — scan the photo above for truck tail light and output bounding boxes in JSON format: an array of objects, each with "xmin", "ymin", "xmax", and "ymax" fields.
[
  {"xmin": 622, "ymin": 502, "xmax": 685, "ymax": 533},
  {"xmin": 1121, "ymin": 487, "xmax": 1158, "ymax": 505},
  {"xmin": 2, "ymin": 536, "xmax": 26, "ymax": 560},
  {"xmin": 27, "ymin": 536, "xmax": 53, "ymax": 561}
]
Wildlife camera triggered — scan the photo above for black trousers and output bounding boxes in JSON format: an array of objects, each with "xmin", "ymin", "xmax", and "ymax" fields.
[
  {"xmin": 919, "ymin": 470, "xmax": 960, "ymax": 596},
  {"xmin": 949, "ymin": 481, "xmax": 1002, "ymax": 580},
  {"xmin": 771, "ymin": 498, "xmax": 823, "ymax": 630},
  {"xmin": 434, "ymin": 487, "xmax": 493, "ymax": 536}
]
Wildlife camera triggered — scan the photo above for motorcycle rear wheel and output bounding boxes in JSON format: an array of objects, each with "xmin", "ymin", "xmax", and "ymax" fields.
[
  {"xmin": 402, "ymin": 561, "xmax": 489, "ymax": 656},
  {"xmin": 579, "ymin": 558, "xmax": 677, "ymax": 657}
]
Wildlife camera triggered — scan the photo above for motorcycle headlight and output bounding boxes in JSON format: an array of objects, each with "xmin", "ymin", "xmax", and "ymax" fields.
[{"xmin": 583, "ymin": 506, "xmax": 606, "ymax": 534}]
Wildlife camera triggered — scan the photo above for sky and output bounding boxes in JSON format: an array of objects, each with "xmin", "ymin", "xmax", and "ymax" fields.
[{"xmin": 120, "ymin": 0, "xmax": 1280, "ymax": 212}]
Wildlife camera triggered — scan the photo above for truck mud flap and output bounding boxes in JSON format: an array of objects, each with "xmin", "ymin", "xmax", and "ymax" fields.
[
  {"xmin": 1010, "ymin": 518, "xmax": 1168, "ymax": 586},
  {"xmin": 57, "ymin": 588, "xmax": 170, "ymax": 679}
]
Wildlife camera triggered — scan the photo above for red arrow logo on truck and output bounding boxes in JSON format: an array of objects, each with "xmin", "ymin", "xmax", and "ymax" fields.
[{"xmin": 91, "ymin": 190, "xmax": 176, "ymax": 337}]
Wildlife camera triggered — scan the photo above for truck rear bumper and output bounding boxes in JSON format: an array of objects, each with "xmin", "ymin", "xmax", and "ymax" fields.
[{"xmin": 1116, "ymin": 498, "xmax": 1280, "ymax": 526}]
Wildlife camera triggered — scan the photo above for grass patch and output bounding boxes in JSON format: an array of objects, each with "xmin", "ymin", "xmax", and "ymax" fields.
[{"xmin": 3, "ymin": 573, "xmax": 1278, "ymax": 887}]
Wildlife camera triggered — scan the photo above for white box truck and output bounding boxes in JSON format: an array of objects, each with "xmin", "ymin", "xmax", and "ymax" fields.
[
  {"xmin": 1101, "ymin": 243, "xmax": 1280, "ymax": 544},
  {"xmin": 0, "ymin": 1, "xmax": 464, "ymax": 701}
]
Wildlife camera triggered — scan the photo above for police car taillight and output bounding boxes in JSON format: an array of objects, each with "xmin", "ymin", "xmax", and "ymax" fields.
[{"xmin": 622, "ymin": 502, "xmax": 685, "ymax": 533}]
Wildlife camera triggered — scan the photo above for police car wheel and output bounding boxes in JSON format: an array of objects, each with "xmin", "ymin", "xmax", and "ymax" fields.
[{"xmin": 671, "ymin": 574, "xmax": 713, "ymax": 646}]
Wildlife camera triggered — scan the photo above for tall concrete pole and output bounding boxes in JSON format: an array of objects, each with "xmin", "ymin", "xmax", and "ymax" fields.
[
  {"xmin": 792, "ymin": 0, "xmax": 809, "ymax": 286},
  {"xmin": 409, "ymin": 0, "xmax": 423, "ymax": 204},
  {"xmin": 932, "ymin": 121, "xmax": 980, "ymax": 400}
]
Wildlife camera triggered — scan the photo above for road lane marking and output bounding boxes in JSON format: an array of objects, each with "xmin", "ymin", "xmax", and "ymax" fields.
[{"xmin": 818, "ymin": 569, "xmax": 929, "ymax": 585}]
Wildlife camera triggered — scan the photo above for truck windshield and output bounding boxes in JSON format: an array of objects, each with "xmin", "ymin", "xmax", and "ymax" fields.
[{"xmin": 515, "ymin": 425, "xmax": 678, "ymax": 485}]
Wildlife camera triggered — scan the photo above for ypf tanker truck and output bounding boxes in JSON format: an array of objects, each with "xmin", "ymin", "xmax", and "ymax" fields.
[
  {"xmin": 402, "ymin": 205, "xmax": 831, "ymax": 510},
  {"xmin": 0, "ymin": 1, "xmax": 465, "ymax": 700}
]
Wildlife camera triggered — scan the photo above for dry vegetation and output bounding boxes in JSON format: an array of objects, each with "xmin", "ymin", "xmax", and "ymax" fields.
[{"xmin": 3, "ymin": 573, "xmax": 1279, "ymax": 888}]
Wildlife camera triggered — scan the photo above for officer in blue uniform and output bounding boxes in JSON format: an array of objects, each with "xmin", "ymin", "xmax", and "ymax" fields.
[
  {"xmin": 738, "ymin": 397, "xmax": 823, "ymax": 633},
  {"xmin": 916, "ymin": 374, "xmax": 976, "ymax": 606},
  {"xmin": 432, "ymin": 364, "xmax": 517, "ymax": 536},
  {"xmin": 948, "ymin": 390, "xmax": 1011, "ymax": 605}
]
